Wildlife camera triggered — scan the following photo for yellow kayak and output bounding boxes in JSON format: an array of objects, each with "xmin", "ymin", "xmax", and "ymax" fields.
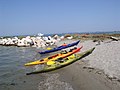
[
  {"xmin": 46, "ymin": 54, "xmax": 75, "ymax": 65},
  {"xmin": 24, "ymin": 46, "xmax": 82, "ymax": 66}
]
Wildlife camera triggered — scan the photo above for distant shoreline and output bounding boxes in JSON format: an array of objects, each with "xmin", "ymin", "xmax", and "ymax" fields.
[
  {"xmin": 0, "ymin": 31, "xmax": 120, "ymax": 37},
  {"xmin": 0, "ymin": 31, "xmax": 120, "ymax": 47}
]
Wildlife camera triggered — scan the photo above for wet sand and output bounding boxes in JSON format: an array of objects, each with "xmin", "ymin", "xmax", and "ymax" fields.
[{"xmin": 58, "ymin": 61, "xmax": 120, "ymax": 90}]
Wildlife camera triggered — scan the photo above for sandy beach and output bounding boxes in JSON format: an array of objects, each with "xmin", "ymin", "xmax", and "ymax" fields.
[{"xmin": 38, "ymin": 39, "xmax": 120, "ymax": 90}]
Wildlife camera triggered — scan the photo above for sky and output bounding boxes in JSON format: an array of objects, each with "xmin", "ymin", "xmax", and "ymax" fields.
[{"xmin": 0, "ymin": 0, "xmax": 120, "ymax": 36}]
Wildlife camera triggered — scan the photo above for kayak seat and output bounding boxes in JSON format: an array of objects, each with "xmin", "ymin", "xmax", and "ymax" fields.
[
  {"xmin": 61, "ymin": 50, "xmax": 67, "ymax": 54},
  {"xmin": 40, "ymin": 59, "xmax": 44, "ymax": 62},
  {"xmin": 57, "ymin": 59, "xmax": 64, "ymax": 63},
  {"xmin": 64, "ymin": 58, "xmax": 69, "ymax": 61},
  {"xmin": 48, "ymin": 57, "xmax": 53, "ymax": 59},
  {"xmin": 56, "ymin": 57, "xmax": 64, "ymax": 63},
  {"xmin": 69, "ymin": 47, "xmax": 77, "ymax": 52}
]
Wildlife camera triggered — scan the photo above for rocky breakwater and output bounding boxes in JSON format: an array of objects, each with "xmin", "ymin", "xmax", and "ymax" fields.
[{"xmin": 0, "ymin": 34, "xmax": 69, "ymax": 48}]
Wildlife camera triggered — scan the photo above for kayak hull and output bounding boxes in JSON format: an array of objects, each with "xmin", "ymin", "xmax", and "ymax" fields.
[
  {"xmin": 38, "ymin": 40, "xmax": 80, "ymax": 54},
  {"xmin": 26, "ymin": 47, "xmax": 95, "ymax": 75}
]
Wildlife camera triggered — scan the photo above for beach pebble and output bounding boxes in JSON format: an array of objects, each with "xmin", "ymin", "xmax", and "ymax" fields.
[
  {"xmin": 79, "ymin": 40, "xmax": 120, "ymax": 80},
  {"xmin": 38, "ymin": 73, "xmax": 73, "ymax": 90},
  {"xmin": 10, "ymin": 83, "xmax": 16, "ymax": 86}
]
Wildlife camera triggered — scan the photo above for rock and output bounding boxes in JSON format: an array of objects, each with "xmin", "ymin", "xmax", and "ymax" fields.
[
  {"xmin": 10, "ymin": 83, "xmax": 16, "ymax": 86},
  {"xmin": 110, "ymin": 36, "xmax": 119, "ymax": 41}
]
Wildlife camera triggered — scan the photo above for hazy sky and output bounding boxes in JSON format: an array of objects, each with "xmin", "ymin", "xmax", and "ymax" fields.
[{"xmin": 0, "ymin": 0, "xmax": 120, "ymax": 36}]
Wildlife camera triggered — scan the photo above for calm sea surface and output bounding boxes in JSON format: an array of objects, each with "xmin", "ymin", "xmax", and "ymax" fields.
[
  {"xmin": 0, "ymin": 46, "xmax": 73, "ymax": 90},
  {"xmin": 0, "ymin": 46, "xmax": 45, "ymax": 90}
]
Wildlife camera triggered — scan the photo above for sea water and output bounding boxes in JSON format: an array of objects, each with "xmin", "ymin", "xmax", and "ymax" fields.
[
  {"xmin": 0, "ymin": 46, "xmax": 42, "ymax": 90},
  {"xmin": 0, "ymin": 46, "xmax": 73, "ymax": 90}
]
